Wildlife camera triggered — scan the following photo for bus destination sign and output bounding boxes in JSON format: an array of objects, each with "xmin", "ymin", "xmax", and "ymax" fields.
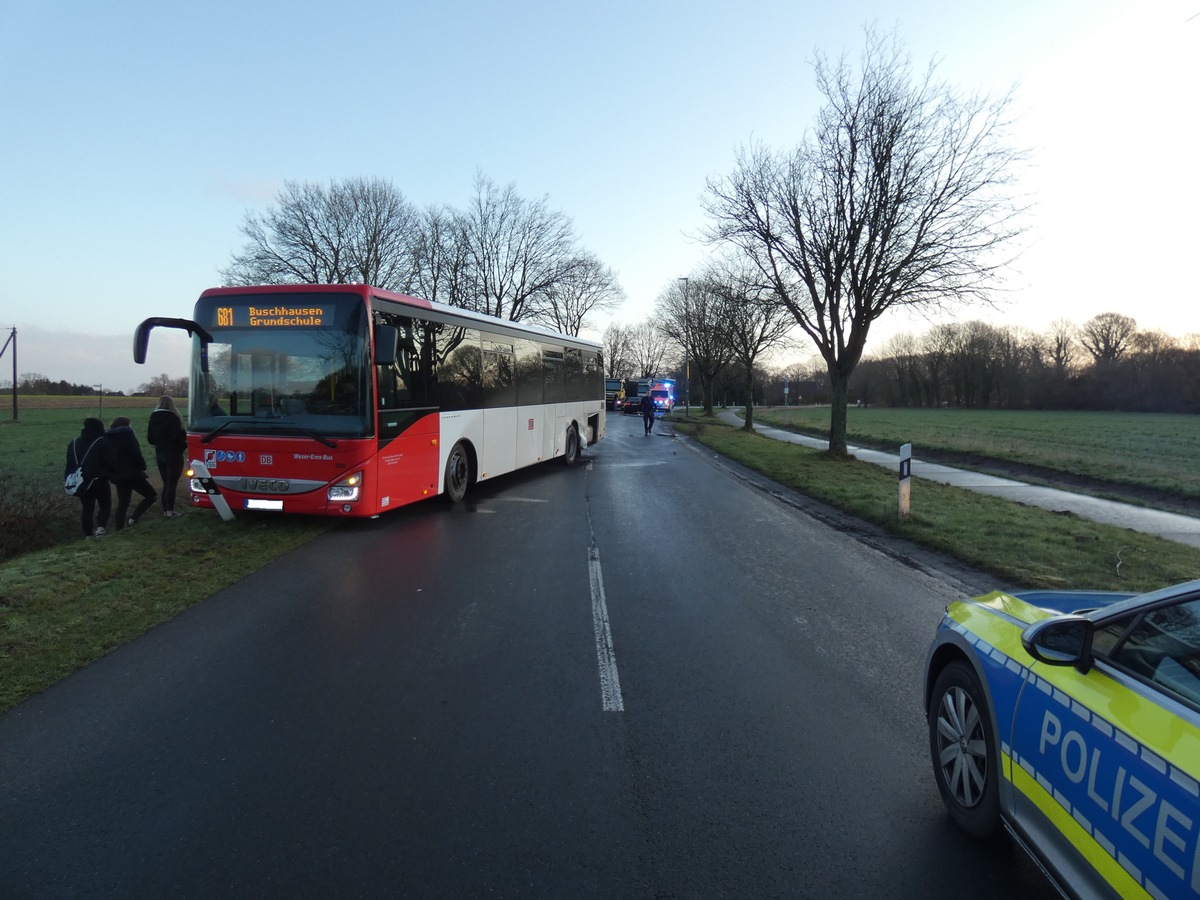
[{"xmin": 214, "ymin": 305, "xmax": 330, "ymax": 328}]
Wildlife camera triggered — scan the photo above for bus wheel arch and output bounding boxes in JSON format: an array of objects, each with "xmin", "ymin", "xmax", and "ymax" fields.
[
  {"xmin": 444, "ymin": 440, "xmax": 475, "ymax": 502},
  {"xmin": 563, "ymin": 424, "xmax": 580, "ymax": 467}
]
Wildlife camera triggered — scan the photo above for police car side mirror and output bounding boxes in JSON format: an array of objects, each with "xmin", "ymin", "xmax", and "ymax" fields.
[{"xmin": 1022, "ymin": 616, "xmax": 1095, "ymax": 674}]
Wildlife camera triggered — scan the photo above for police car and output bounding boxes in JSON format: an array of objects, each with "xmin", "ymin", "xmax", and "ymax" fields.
[{"xmin": 925, "ymin": 580, "xmax": 1200, "ymax": 899}]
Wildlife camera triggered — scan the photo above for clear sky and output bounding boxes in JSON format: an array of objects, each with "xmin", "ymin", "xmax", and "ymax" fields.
[{"xmin": 2, "ymin": 0, "xmax": 1197, "ymax": 392}]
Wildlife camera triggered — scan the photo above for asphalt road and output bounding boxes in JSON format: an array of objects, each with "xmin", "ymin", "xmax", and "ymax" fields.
[{"xmin": 0, "ymin": 412, "xmax": 1061, "ymax": 899}]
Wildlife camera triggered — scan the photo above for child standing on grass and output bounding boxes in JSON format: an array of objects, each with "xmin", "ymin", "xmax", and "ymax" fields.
[
  {"xmin": 65, "ymin": 417, "xmax": 117, "ymax": 537},
  {"xmin": 107, "ymin": 416, "xmax": 158, "ymax": 529},
  {"xmin": 147, "ymin": 396, "xmax": 187, "ymax": 518}
]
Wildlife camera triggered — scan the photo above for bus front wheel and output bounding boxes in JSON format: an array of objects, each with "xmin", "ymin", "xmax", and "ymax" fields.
[
  {"xmin": 444, "ymin": 441, "xmax": 471, "ymax": 502},
  {"xmin": 563, "ymin": 425, "xmax": 580, "ymax": 467}
]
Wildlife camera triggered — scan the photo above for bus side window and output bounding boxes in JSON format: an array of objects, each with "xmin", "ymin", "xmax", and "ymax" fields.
[{"xmin": 515, "ymin": 339, "xmax": 542, "ymax": 406}]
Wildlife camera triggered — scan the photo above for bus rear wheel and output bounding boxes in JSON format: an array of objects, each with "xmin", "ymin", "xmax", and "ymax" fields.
[
  {"xmin": 563, "ymin": 425, "xmax": 580, "ymax": 466},
  {"xmin": 444, "ymin": 441, "xmax": 471, "ymax": 502}
]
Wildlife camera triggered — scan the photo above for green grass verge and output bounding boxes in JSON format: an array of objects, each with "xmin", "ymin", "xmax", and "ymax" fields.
[
  {"xmin": 671, "ymin": 414, "xmax": 1200, "ymax": 594},
  {"xmin": 0, "ymin": 406, "xmax": 331, "ymax": 712},
  {"xmin": 0, "ymin": 510, "xmax": 329, "ymax": 712}
]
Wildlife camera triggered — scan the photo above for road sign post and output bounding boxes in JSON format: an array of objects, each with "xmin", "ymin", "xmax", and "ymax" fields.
[{"xmin": 899, "ymin": 443, "xmax": 912, "ymax": 519}]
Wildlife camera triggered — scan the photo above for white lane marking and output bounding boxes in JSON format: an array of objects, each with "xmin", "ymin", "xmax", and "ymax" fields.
[{"xmin": 589, "ymin": 545, "xmax": 624, "ymax": 712}]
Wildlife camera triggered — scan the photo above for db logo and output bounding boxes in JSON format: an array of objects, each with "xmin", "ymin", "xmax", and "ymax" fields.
[{"xmin": 261, "ymin": 454, "xmax": 273, "ymax": 465}]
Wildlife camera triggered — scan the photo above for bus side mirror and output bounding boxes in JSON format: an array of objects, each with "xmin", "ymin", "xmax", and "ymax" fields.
[
  {"xmin": 134, "ymin": 317, "xmax": 214, "ymax": 372},
  {"xmin": 375, "ymin": 325, "xmax": 399, "ymax": 367}
]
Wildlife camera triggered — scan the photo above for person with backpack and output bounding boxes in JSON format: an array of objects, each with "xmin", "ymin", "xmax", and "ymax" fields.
[
  {"xmin": 147, "ymin": 395, "xmax": 188, "ymax": 518},
  {"xmin": 64, "ymin": 417, "xmax": 118, "ymax": 537},
  {"xmin": 107, "ymin": 416, "xmax": 158, "ymax": 529}
]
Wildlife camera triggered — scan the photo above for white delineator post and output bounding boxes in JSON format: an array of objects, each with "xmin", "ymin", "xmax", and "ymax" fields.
[
  {"xmin": 899, "ymin": 443, "xmax": 912, "ymax": 519},
  {"xmin": 189, "ymin": 458, "xmax": 235, "ymax": 521}
]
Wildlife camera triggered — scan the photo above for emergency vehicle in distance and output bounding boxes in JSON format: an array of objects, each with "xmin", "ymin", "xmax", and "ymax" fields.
[
  {"xmin": 925, "ymin": 579, "xmax": 1200, "ymax": 899},
  {"xmin": 621, "ymin": 378, "xmax": 674, "ymax": 414},
  {"xmin": 605, "ymin": 378, "xmax": 626, "ymax": 411}
]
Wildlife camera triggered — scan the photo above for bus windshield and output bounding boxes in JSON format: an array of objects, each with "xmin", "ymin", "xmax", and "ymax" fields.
[{"xmin": 188, "ymin": 292, "xmax": 372, "ymax": 438}]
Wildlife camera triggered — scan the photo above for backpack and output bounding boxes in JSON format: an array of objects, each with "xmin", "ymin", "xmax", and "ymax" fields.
[{"xmin": 64, "ymin": 439, "xmax": 94, "ymax": 497}]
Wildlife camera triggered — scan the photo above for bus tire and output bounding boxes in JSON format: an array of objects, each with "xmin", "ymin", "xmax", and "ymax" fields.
[
  {"xmin": 444, "ymin": 441, "xmax": 471, "ymax": 502},
  {"xmin": 563, "ymin": 425, "xmax": 580, "ymax": 467}
]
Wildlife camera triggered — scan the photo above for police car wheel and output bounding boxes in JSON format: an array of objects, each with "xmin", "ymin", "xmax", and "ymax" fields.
[{"xmin": 929, "ymin": 661, "xmax": 1000, "ymax": 839}]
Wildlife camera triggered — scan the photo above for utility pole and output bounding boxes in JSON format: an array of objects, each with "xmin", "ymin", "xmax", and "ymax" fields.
[{"xmin": 1, "ymin": 327, "xmax": 16, "ymax": 421}]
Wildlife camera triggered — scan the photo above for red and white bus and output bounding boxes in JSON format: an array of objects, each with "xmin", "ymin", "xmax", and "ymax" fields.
[{"xmin": 134, "ymin": 284, "xmax": 605, "ymax": 517}]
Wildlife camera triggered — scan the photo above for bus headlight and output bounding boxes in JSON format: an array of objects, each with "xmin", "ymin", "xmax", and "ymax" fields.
[{"xmin": 328, "ymin": 472, "xmax": 362, "ymax": 502}]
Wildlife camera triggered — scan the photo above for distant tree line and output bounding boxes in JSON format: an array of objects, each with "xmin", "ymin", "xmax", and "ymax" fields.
[
  {"xmin": 842, "ymin": 312, "xmax": 1200, "ymax": 412},
  {"xmin": 608, "ymin": 309, "xmax": 1200, "ymax": 416},
  {"xmin": 10, "ymin": 372, "xmax": 188, "ymax": 398},
  {"xmin": 11, "ymin": 374, "xmax": 126, "ymax": 397}
]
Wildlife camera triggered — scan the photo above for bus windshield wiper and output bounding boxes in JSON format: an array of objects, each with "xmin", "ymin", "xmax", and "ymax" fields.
[
  {"xmin": 201, "ymin": 420, "xmax": 236, "ymax": 443},
  {"xmin": 298, "ymin": 429, "xmax": 338, "ymax": 449},
  {"xmin": 201, "ymin": 418, "xmax": 338, "ymax": 448}
]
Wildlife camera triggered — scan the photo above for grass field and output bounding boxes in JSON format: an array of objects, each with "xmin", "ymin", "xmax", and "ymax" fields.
[
  {"xmin": 748, "ymin": 406, "xmax": 1200, "ymax": 499},
  {"xmin": 3, "ymin": 400, "xmax": 164, "ymax": 484}
]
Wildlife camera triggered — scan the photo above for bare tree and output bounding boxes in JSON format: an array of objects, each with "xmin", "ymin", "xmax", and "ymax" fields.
[
  {"xmin": 1079, "ymin": 312, "xmax": 1138, "ymax": 364},
  {"xmin": 138, "ymin": 373, "xmax": 189, "ymax": 397},
  {"xmin": 703, "ymin": 28, "xmax": 1025, "ymax": 455},
  {"xmin": 993, "ymin": 325, "xmax": 1040, "ymax": 408},
  {"xmin": 656, "ymin": 277, "xmax": 735, "ymax": 415},
  {"xmin": 919, "ymin": 323, "xmax": 957, "ymax": 408},
  {"xmin": 458, "ymin": 174, "xmax": 582, "ymax": 322},
  {"xmin": 881, "ymin": 331, "xmax": 924, "ymax": 406},
  {"xmin": 222, "ymin": 177, "xmax": 418, "ymax": 289},
  {"xmin": 410, "ymin": 204, "xmax": 476, "ymax": 308},
  {"xmin": 629, "ymin": 320, "xmax": 670, "ymax": 379},
  {"xmin": 1130, "ymin": 329, "xmax": 1176, "ymax": 360},
  {"xmin": 602, "ymin": 323, "xmax": 635, "ymax": 379},
  {"xmin": 532, "ymin": 252, "xmax": 624, "ymax": 336},
  {"xmin": 1047, "ymin": 318, "xmax": 1078, "ymax": 375},
  {"xmin": 708, "ymin": 264, "xmax": 796, "ymax": 431},
  {"xmin": 946, "ymin": 321, "xmax": 1005, "ymax": 407}
]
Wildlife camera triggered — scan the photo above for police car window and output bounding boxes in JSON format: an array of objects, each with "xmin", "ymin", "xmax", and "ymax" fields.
[{"xmin": 1097, "ymin": 598, "xmax": 1200, "ymax": 708}]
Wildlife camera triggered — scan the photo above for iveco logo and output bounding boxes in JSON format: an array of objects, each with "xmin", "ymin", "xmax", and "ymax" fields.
[{"xmin": 242, "ymin": 478, "xmax": 290, "ymax": 493}]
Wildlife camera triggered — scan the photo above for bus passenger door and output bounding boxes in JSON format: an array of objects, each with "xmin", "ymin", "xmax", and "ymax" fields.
[
  {"xmin": 544, "ymin": 404, "xmax": 563, "ymax": 460},
  {"xmin": 518, "ymin": 412, "xmax": 542, "ymax": 464}
]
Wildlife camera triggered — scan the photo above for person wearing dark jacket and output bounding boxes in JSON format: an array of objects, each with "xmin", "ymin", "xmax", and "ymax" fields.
[
  {"xmin": 642, "ymin": 394, "xmax": 656, "ymax": 435},
  {"xmin": 65, "ymin": 417, "xmax": 118, "ymax": 537},
  {"xmin": 107, "ymin": 416, "xmax": 158, "ymax": 529},
  {"xmin": 147, "ymin": 395, "xmax": 188, "ymax": 517}
]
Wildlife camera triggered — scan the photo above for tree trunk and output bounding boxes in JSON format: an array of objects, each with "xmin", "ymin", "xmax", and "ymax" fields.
[
  {"xmin": 828, "ymin": 373, "xmax": 850, "ymax": 457},
  {"xmin": 742, "ymin": 370, "xmax": 755, "ymax": 431}
]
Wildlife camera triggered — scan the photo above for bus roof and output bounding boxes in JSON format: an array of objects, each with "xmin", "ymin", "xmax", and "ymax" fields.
[{"xmin": 198, "ymin": 284, "xmax": 601, "ymax": 351}]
